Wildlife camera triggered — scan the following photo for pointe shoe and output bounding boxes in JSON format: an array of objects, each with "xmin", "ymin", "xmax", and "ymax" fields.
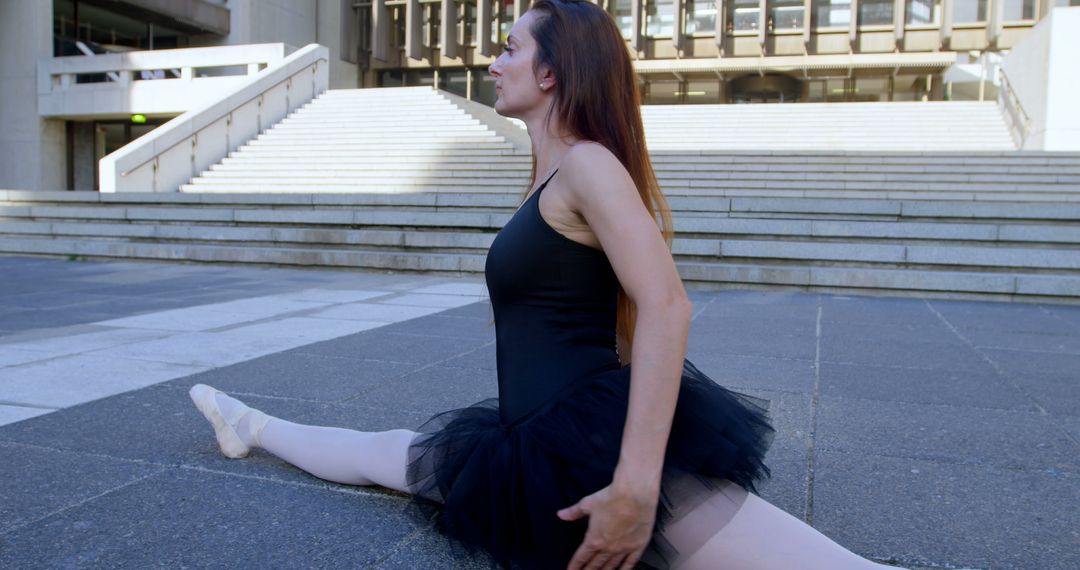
[{"xmin": 189, "ymin": 383, "xmax": 260, "ymax": 459}]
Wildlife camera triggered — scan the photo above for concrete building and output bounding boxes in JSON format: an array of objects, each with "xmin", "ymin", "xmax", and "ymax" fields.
[
  {"xmin": 1, "ymin": 0, "xmax": 1078, "ymax": 192},
  {"xmin": 355, "ymin": 0, "xmax": 1080, "ymax": 105},
  {"xmin": 1, "ymin": 0, "xmax": 357, "ymax": 192}
]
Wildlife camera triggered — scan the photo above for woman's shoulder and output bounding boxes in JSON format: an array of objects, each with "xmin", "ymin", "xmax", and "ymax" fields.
[
  {"xmin": 563, "ymin": 141, "xmax": 631, "ymax": 183},
  {"xmin": 561, "ymin": 141, "xmax": 636, "ymax": 202}
]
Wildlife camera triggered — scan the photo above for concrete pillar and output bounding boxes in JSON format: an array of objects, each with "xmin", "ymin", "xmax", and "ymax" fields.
[
  {"xmin": 758, "ymin": 0, "xmax": 768, "ymax": 46},
  {"xmin": 632, "ymin": 0, "xmax": 645, "ymax": 52},
  {"xmin": 715, "ymin": 0, "xmax": 727, "ymax": 50},
  {"xmin": 406, "ymin": 0, "xmax": 424, "ymax": 60},
  {"xmin": 478, "ymin": 0, "xmax": 494, "ymax": 56},
  {"xmin": 441, "ymin": 0, "xmax": 459, "ymax": 59},
  {"xmin": 0, "ymin": 0, "xmax": 66, "ymax": 191},
  {"xmin": 941, "ymin": 0, "xmax": 955, "ymax": 49}
]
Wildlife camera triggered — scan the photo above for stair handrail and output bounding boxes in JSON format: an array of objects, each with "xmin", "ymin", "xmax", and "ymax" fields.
[
  {"xmin": 997, "ymin": 67, "xmax": 1031, "ymax": 149},
  {"xmin": 99, "ymin": 44, "xmax": 329, "ymax": 193}
]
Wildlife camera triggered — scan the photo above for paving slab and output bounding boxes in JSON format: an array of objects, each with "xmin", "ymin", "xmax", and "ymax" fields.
[
  {"xmin": 1, "ymin": 255, "xmax": 1077, "ymax": 569},
  {"xmin": 295, "ymin": 330, "xmax": 492, "ymax": 366},
  {"xmin": 815, "ymin": 396, "xmax": 1080, "ymax": 472},
  {"xmin": 172, "ymin": 351, "xmax": 427, "ymax": 402},
  {"xmin": 0, "ymin": 354, "xmax": 208, "ymax": 407},
  {"xmin": 0, "ymin": 468, "xmax": 423, "ymax": 569},
  {"xmin": 0, "ymin": 441, "xmax": 163, "ymax": 535},
  {"xmin": 813, "ymin": 450, "xmax": 1080, "ymax": 570}
]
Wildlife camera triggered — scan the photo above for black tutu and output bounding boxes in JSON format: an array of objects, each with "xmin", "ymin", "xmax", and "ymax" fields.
[{"xmin": 404, "ymin": 358, "xmax": 775, "ymax": 570}]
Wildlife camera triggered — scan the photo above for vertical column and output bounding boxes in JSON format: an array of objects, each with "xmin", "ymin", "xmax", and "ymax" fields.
[
  {"xmin": 0, "ymin": 0, "xmax": 65, "ymax": 190},
  {"xmin": 988, "ymin": 0, "xmax": 1004, "ymax": 47},
  {"xmin": 803, "ymin": 0, "xmax": 812, "ymax": 45},
  {"xmin": 849, "ymin": 0, "xmax": 860, "ymax": 46},
  {"xmin": 758, "ymin": 0, "xmax": 767, "ymax": 47},
  {"xmin": 406, "ymin": 0, "xmax": 424, "ymax": 60},
  {"xmin": 715, "ymin": 0, "xmax": 726, "ymax": 51},
  {"xmin": 673, "ymin": 0, "xmax": 686, "ymax": 50},
  {"xmin": 441, "ymin": 0, "xmax": 459, "ymax": 59},
  {"xmin": 894, "ymin": 0, "xmax": 907, "ymax": 45},
  {"xmin": 940, "ymin": 0, "xmax": 954, "ymax": 49},
  {"xmin": 514, "ymin": 0, "xmax": 528, "ymax": 19},
  {"xmin": 631, "ymin": 0, "xmax": 645, "ymax": 51},
  {"xmin": 477, "ymin": 0, "xmax": 493, "ymax": 56},
  {"xmin": 372, "ymin": 0, "xmax": 390, "ymax": 61}
]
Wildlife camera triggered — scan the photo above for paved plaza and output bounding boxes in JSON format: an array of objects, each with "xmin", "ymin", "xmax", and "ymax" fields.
[{"xmin": 0, "ymin": 254, "xmax": 1077, "ymax": 569}]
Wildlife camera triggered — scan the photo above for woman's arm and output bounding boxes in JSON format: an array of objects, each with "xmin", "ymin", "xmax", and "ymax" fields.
[
  {"xmin": 612, "ymin": 298, "xmax": 691, "ymax": 494},
  {"xmin": 555, "ymin": 143, "xmax": 692, "ymax": 569}
]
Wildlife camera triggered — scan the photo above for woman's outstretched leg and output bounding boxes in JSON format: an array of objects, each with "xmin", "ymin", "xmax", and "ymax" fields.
[
  {"xmin": 189, "ymin": 384, "xmax": 417, "ymax": 494},
  {"xmin": 670, "ymin": 482, "xmax": 902, "ymax": 570}
]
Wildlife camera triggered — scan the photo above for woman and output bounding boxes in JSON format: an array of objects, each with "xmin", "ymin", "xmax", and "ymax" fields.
[{"xmin": 190, "ymin": 2, "xmax": 903, "ymax": 569}]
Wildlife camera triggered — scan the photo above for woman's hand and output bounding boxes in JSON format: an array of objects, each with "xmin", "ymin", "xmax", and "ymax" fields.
[{"xmin": 557, "ymin": 482, "xmax": 658, "ymax": 570}]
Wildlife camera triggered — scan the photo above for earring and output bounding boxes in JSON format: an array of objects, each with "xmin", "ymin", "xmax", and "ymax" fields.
[{"xmin": 539, "ymin": 83, "xmax": 546, "ymax": 90}]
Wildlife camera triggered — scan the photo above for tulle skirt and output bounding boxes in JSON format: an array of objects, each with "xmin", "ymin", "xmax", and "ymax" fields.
[{"xmin": 404, "ymin": 358, "xmax": 775, "ymax": 570}]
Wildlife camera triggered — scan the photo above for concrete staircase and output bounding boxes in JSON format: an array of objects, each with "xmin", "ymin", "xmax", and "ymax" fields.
[
  {"xmin": 2, "ymin": 158, "xmax": 1079, "ymax": 301},
  {"xmin": 640, "ymin": 101, "xmax": 1017, "ymax": 151},
  {"xmin": 1, "ymin": 87, "xmax": 1077, "ymax": 302}
]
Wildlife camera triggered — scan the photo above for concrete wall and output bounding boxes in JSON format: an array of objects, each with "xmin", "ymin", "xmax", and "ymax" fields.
[
  {"xmin": 1001, "ymin": 7, "xmax": 1080, "ymax": 150},
  {"xmin": 193, "ymin": 0, "xmax": 357, "ymax": 89},
  {"xmin": 0, "ymin": 1, "xmax": 66, "ymax": 191},
  {"xmin": 1043, "ymin": 8, "xmax": 1080, "ymax": 150}
]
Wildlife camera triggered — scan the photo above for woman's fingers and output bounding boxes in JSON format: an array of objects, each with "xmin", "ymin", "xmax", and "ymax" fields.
[
  {"xmin": 618, "ymin": 552, "xmax": 642, "ymax": 570},
  {"xmin": 600, "ymin": 553, "xmax": 629, "ymax": 570},
  {"xmin": 583, "ymin": 552, "xmax": 612, "ymax": 570}
]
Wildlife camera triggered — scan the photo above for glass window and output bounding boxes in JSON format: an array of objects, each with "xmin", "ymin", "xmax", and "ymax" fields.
[
  {"xmin": 440, "ymin": 69, "xmax": 470, "ymax": 98},
  {"xmin": 1002, "ymin": 0, "xmax": 1036, "ymax": 20},
  {"xmin": 685, "ymin": 0, "xmax": 717, "ymax": 35},
  {"xmin": 905, "ymin": 0, "xmax": 938, "ymax": 25},
  {"xmin": 854, "ymin": 77, "xmax": 891, "ymax": 101},
  {"xmin": 812, "ymin": 0, "xmax": 851, "ymax": 28},
  {"xmin": 953, "ymin": 0, "xmax": 986, "ymax": 22},
  {"xmin": 1055, "ymin": 0, "xmax": 1080, "ymax": 6},
  {"xmin": 769, "ymin": 0, "xmax": 805, "ymax": 31},
  {"xmin": 423, "ymin": 1, "xmax": 441, "ymax": 48},
  {"xmin": 645, "ymin": 79, "xmax": 683, "ymax": 104},
  {"xmin": 685, "ymin": 78, "xmax": 722, "ymax": 103},
  {"xmin": 393, "ymin": 6, "xmax": 406, "ymax": 48},
  {"xmin": 459, "ymin": 0, "xmax": 476, "ymax": 46},
  {"xmin": 859, "ymin": 0, "xmax": 893, "ymax": 25},
  {"xmin": 730, "ymin": 0, "xmax": 762, "ymax": 31},
  {"xmin": 493, "ymin": 0, "xmax": 513, "ymax": 45},
  {"xmin": 645, "ymin": 0, "xmax": 675, "ymax": 37},
  {"xmin": 615, "ymin": 0, "xmax": 633, "ymax": 38}
]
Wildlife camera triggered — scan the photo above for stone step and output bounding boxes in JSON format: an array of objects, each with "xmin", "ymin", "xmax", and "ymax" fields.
[
  {"xmin": 6, "ymin": 193, "xmax": 1080, "ymax": 221},
  {"xmin": 192, "ymin": 168, "xmax": 1080, "ymax": 190},
  {"xmin": 242, "ymin": 135, "xmax": 509, "ymax": 146},
  {"xmin": 3, "ymin": 215, "xmax": 1079, "ymax": 249},
  {"xmin": 269, "ymin": 121, "xmax": 487, "ymax": 130},
  {"xmin": 227, "ymin": 148, "xmax": 522, "ymax": 158},
  {"xmin": 6, "ymin": 215, "xmax": 1080, "ymax": 276},
  {"xmin": 0, "ymin": 235, "xmax": 1075, "ymax": 298}
]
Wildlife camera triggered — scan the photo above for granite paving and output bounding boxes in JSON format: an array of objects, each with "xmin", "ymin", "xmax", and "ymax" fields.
[{"xmin": 2, "ymin": 255, "xmax": 1078, "ymax": 569}]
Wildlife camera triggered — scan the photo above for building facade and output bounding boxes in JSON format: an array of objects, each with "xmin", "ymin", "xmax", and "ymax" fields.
[{"xmin": 346, "ymin": 0, "xmax": 1079, "ymax": 105}]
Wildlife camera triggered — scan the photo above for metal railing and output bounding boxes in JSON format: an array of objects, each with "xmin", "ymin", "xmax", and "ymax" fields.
[{"xmin": 997, "ymin": 67, "xmax": 1032, "ymax": 149}]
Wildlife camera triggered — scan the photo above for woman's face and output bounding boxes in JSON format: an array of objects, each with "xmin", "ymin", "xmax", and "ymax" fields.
[{"xmin": 488, "ymin": 11, "xmax": 551, "ymax": 119}]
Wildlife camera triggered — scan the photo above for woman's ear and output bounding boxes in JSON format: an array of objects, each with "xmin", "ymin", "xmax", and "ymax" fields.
[{"xmin": 537, "ymin": 68, "xmax": 557, "ymax": 91}]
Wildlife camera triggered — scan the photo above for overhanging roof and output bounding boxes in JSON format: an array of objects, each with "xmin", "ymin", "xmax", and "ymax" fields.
[
  {"xmin": 633, "ymin": 52, "xmax": 961, "ymax": 75},
  {"xmin": 80, "ymin": 0, "xmax": 230, "ymax": 36}
]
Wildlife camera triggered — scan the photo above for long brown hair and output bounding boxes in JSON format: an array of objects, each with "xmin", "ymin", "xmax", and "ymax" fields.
[{"xmin": 524, "ymin": 0, "xmax": 675, "ymax": 360}]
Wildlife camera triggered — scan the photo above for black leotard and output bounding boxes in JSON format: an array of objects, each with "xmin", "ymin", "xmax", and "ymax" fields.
[{"xmin": 403, "ymin": 168, "xmax": 775, "ymax": 569}]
